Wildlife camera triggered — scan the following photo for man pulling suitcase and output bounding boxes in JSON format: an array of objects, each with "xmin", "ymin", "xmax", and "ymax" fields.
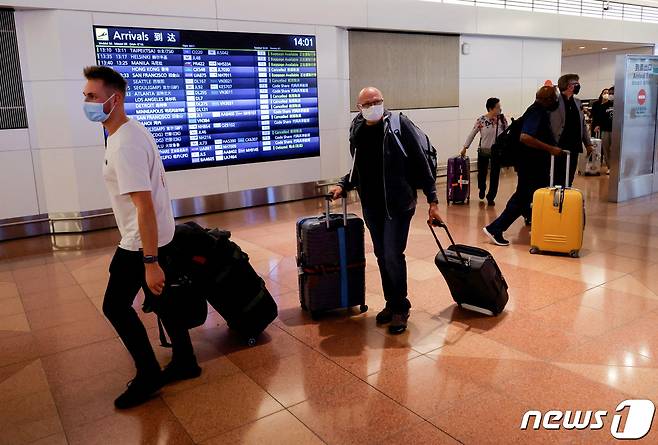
[
  {"xmin": 83, "ymin": 66, "xmax": 200, "ymax": 409},
  {"xmin": 330, "ymin": 86, "xmax": 443, "ymax": 334},
  {"xmin": 483, "ymin": 86, "xmax": 565, "ymax": 247}
]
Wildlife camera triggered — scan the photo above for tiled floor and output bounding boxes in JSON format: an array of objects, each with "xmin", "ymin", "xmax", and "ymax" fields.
[{"xmin": 2, "ymin": 170, "xmax": 658, "ymax": 444}]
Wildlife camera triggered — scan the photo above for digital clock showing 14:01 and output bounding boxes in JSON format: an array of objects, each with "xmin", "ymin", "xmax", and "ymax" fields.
[{"xmin": 293, "ymin": 37, "xmax": 314, "ymax": 47}]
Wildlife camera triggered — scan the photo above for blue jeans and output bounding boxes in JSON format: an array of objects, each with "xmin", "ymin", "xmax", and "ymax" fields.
[{"xmin": 363, "ymin": 206, "xmax": 415, "ymax": 313}]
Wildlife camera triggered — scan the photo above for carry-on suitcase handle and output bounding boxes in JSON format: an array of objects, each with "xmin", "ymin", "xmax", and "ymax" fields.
[
  {"xmin": 324, "ymin": 194, "xmax": 348, "ymax": 229},
  {"xmin": 428, "ymin": 219, "xmax": 468, "ymax": 267},
  {"xmin": 550, "ymin": 151, "xmax": 571, "ymax": 188}
]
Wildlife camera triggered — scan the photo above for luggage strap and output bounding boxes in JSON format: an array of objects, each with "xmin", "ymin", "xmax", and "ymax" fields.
[
  {"xmin": 157, "ymin": 317, "xmax": 172, "ymax": 348},
  {"xmin": 242, "ymin": 281, "xmax": 267, "ymax": 314},
  {"xmin": 213, "ymin": 247, "xmax": 246, "ymax": 285},
  {"xmin": 388, "ymin": 112, "xmax": 407, "ymax": 157},
  {"xmin": 428, "ymin": 220, "xmax": 469, "ymax": 267},
  {"xmin": 551, "ymin": 186, "xmax": 566, "ymax": 214},
  {"xmin": 337, "ymin": 226, "xmax": 349, "ymax": 308}
]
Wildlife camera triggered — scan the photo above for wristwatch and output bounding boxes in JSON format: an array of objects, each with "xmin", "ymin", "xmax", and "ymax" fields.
[{"xmin": 142, "ymin": 255, "xmax": 158, "ymax": 264}]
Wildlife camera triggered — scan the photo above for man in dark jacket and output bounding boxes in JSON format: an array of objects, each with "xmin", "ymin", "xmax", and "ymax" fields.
[
  {"xmin": 330, "ymin": 86, "xmax": 442, "ymax": 334},
  {"xmin": 551, "ymin": 74, "xmax": 594, "ymax": 186},
  {"xmin": 483, "ymin": 86, "xmax": 566, "ymax": 246}
]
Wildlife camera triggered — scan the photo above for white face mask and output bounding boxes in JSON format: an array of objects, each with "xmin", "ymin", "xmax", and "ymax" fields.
[
  {"xmin": 608, "ymin": 94, "xmax": 614, "ymax": 101},
  {"xmin": 361, "ymin": 103, "xmax": 384, "ymax": 122},
  {"xmin": 602, "ymin": 94, "xmax": 609, "ymax": 100}
]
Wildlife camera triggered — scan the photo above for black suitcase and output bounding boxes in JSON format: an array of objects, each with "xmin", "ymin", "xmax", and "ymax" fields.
[
  {"xmin": 429, "ymin": 220, "xmax": 508, "ymax": 315},
  {"xmin": 146, "ymin": 264, "xmax": 209, "ymax": 349},
  {"xmin": 206, "ymin": 238, "xmax": 278, "ymax": 346},
  {"xmin": 296, "ymin": 195, "xmax": 367, "ymax": 319},
  {"xmin": 171, "ymin": 222, "xmax": 278, "ymax": 346}
]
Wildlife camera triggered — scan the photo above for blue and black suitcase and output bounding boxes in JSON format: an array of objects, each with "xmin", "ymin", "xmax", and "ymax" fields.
[{"xmin": 296, "ymin": 195, "xmax": 367, "ymax": 319}]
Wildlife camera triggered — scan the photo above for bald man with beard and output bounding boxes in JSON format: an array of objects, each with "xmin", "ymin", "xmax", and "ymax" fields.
[
  {"xmin": 330, "ymin": 87, "xmax": 442, "ymax": 334},
  {"xmin": 483, "ymin": 86, "xmax": 566, "ymax": 246}
]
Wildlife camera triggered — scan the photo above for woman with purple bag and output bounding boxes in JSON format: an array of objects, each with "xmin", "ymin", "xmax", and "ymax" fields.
[{"xmin": 461, "ymin": 98, "xmax": 508, "ymax": 206}]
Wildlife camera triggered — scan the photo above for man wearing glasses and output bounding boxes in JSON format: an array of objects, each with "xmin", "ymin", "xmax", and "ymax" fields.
[
  {"xmin": 330, "ymin": 87, "xmax": 442, "ymax": 334},
  {"xmin": 551, "ymin": 74, "xmax": 594, "ymax": 187}
]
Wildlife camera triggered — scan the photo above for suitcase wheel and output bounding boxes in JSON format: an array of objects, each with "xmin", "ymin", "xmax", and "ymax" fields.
[
  {"xmin": 359, "ymin": 304, "xmax": 368, "ymax": 314},
  {"xmin": 529, "ymin": 247, "xmax": 539, "ymax": 255},
  {"xmin": 569, "ymin": 250, "xmax": 580, "ymax": 259},
  {"xmin": 247, "ymin": 337, "xmax": 257, "ymax": 347}
]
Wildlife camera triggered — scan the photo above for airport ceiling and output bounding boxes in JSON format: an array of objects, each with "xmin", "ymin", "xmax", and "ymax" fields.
[{"xmin": 562, "ymin": 39, "xmax": 654, "ymax": 56}]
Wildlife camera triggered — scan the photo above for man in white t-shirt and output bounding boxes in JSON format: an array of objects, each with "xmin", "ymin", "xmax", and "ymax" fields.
[{"xmin": 83, "ymin": 66, "xmax": 200, "ymax": 409}]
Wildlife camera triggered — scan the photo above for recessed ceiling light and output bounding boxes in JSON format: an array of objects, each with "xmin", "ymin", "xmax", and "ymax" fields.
[
  {"xmin": 579, "ymin": 46, "xmax": 586, "ymax": 49},
  {"xmin": 602, "ymin": 47, "xmax": 608, "ymax": 50}
]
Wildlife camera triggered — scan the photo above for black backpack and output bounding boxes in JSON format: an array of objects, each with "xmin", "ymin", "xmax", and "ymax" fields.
[
  {"xmin": 389, "ymin": 112, "xmax": 438, "ymax": 182},
  {"xmin": 492, "ymin": 116, "xmax": 524, "ymax": 168}
]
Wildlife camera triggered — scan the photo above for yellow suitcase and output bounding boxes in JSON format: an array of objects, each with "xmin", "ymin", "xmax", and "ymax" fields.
[{"xmin": 530, "ymin": 153, "xmax": 584, "ymax": 258}]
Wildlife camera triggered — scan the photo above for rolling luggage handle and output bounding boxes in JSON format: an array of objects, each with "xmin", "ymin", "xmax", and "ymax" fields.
[
  {"xmin": 549, "ymin": 152, "xmax": 571, "ymax": 213},
  {"xmin": 549, "ymin": 151, "xmax": 571, "ymax": 188},
  {"xmin": 323, "ymin": 194, "xmax": 348, "ymax": 229},
  {"xmin": 428, "ymin": 219, "xmax": 469, "ymax": 267}
]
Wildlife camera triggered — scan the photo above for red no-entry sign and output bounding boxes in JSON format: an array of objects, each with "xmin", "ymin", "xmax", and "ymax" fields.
[{"xmin": 638, "ymin": 89, "xmax": 647, "ymax": 105}]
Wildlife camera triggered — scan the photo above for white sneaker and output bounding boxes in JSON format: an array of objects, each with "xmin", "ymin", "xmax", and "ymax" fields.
[{"xmin": 482, "ymin": 227, "xmax": 510, "ymax": 246}]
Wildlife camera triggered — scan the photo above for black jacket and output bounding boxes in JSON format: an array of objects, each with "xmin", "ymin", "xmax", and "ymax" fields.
[
  {"xmin": 591, "ymin": 99, "xmax": 614, "ymax": 133},
  {"xmin": 338, "ymin": 110, "xmax": 438, "ymax": 217}
]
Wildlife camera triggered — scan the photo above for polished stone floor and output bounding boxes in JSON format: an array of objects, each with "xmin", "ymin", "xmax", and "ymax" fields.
[{"xmin": 1, "ymin": 170, "xmax": 658, "ymax": 444}]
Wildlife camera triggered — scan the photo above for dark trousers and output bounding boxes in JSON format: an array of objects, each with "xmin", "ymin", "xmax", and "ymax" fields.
[
  {"xmin": 103, "ymin": 245, "xmax": 195, "ymax": 376},
  {"xmin": 363, "ymin": 206, "xmax": 415, "ymax": 313},
  {"xmin": 477, "ymin": 151, "xmax": 501, "ymax": 201},
  {"xmin": 487, "ymin": 167, "xmax": 549, "ymax": 234},
  {"xmin": 553, "ymin": 151, "xmax": 579, "ymax": 188}
]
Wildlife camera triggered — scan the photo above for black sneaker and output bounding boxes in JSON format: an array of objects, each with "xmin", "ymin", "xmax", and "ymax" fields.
[
  {"xmin": 376, "ymin": 307, "xmax": 393, "ymax": 325},
  {"xmin": 162, "ymin": 360, "xmax": 202, "ymax": 385},
  {"xmin": 114, "ymin": 373, "xmax": 163, "ymax": 410},
  {"xmin": 482, "ymin": 227, "xmax": 510, "ymax": 246},
  {"xmin": 479, "ymin": 190, "xmax": 486, "ymax": 200},
  {"xmin": 487, "ymin": 199, "xmax": 495, "ymax": 206},
  {"xmin": 388, "ymin": 312, "xmax": 410, "ymax": 335}
]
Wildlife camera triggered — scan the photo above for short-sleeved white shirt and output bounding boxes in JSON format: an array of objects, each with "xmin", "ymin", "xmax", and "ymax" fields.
[{"xmin": 102, "ymin": 118, "xmax": 175, "ymax": 251}]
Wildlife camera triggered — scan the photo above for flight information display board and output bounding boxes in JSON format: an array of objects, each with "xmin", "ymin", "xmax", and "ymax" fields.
[{"xmin": 93, "ymin": 26, "xmax": 320, "ymax": 171}]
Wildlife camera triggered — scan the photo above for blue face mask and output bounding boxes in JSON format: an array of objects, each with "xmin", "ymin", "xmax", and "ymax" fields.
[{"xmin": 83, "ymin": 93, "xmax": 116, "ymax": 122}]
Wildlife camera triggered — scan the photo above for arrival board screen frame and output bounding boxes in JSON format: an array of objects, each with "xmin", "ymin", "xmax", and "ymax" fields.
[{"xmin": 93, "ymin": 25, "xmax": 320, "ymax": 172}]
